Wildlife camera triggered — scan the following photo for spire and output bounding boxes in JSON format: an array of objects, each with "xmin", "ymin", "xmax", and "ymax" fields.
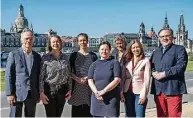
[
  {"xmin": 151, "ymin": 26, "xmax": 154, "ymax": 32},
  {"xmin": 140, "ymin": 22, "xmax": 145, "ymax": 28},
  {"xmin": 139, "ymin": 22, "xmax": 145, "ymax": 43},
  {"xmin": 10, "ymin": 23, "xmax": 14, "ymax": 32},
  {"xmin": 163, "ymin": 12, "xmax": 170, "ymax": 28},
  {"xmin": 18, "ymin": 4, "xmax": 24, "ymax": 17},
  {"xmin": 180, "ymin": 11, "xmax": 184, "ymax": 25},
  {"xmin": 178, "ymin": 11, "xmax": 185, "ymax": 32},
  {"xmin": 139, "ymin": 22, "xmax": 145, "ymax": 33},
  {"xmin": 30, "ymin": 23, "xmax": 33, "ymax": 32}
]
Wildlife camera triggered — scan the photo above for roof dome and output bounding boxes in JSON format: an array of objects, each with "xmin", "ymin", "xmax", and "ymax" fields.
[
  {"xmin": 14, "ymin": 4, "xmax": 28, "ymax": 33},
  {"xmin": 15, "ymin": 17, "xmax": 28, "ymax": 29}
]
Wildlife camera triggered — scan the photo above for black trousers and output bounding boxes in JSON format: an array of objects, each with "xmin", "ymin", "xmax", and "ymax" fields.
[
  {"xmin": 9, "ymin": 91, "xmax": 37, "ymax": 117},
  {"xmin": 124, "ymin": 90, "xmax": 136, "ymax": 117},
  {"xmin": 44, "ymin": 93, "xmax": 66, "ymax": 117},
  {"xmin": 43, "ymin": 83, "xmax": 68, "ymax": 117},
  {"xmin": 71, "ymin": 104, "xmax": 92, "ymax": 117}
]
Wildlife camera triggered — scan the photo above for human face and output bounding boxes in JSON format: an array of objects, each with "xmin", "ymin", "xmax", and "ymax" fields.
[
  {"xmin": 99, "ymin": 44, "xmax": 111, "ymax": 60},
  {"xmin": 78, "ymin": 35, "xmax": 88, "ymax": 49},
  {"xmin": 21, "ymin": 31, "xmax": 33, "ymax": 52},
  {"xmin": 50, "ymin": 37, "xmax": 61, "ymax": 52},
  {"xmin": 159, "ymin": 30, "xmax": 173, "ymax": 46},
  {"xmin": 115, "ymin": 40, "xmax": 124, "ymax": 51},
  {"xmin": 131, "ymin": 42, "xmax": 141, "ymax": 57}
]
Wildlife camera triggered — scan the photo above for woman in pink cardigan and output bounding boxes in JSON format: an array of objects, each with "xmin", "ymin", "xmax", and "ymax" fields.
[{"xmin": 120, "ymin": 39, "xmax": 151, "ymax": 117}]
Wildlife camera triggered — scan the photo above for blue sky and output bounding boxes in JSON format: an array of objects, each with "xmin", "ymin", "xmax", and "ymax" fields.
[{"xmin": 1, "ymin": 0, "xmax": 193, "ymax": 38}]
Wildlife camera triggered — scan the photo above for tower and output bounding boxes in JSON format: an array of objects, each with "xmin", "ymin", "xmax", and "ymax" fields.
[
  {"xmin": 163, "ymin": 12, "xmax": 170, "ymax": 29},
  {"xmin": 139, "ymin": 22, "xmax": 145, "ymax": 43},
  {"xmin": 30, "ymin": 23, "xmax": 33, "ymax": 32},
  {"xmin": 148, "ymin": 27, "xmax": 158, "ymax": 47},
  {"xmin": 176, "ymin": 12, "xmax": 188, "ymax": 47}
]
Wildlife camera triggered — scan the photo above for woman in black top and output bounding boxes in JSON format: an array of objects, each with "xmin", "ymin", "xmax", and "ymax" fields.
[
  {"xmin": 68, "ymin": 33, "xmax": 97, "ymax": 117},
  {"xmin": 39, "ymin": 34, "xmax": 72, "ymax": 117}
]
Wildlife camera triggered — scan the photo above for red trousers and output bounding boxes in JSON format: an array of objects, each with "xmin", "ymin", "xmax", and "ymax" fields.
[{"xmin": 154, "ymin": 93, "xmax": 182, "ymax": 117}]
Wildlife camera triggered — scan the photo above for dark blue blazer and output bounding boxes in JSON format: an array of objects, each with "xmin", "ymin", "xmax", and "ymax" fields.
[
  {"xmin": 150, "ymin": 44, "xmax": 188, "ymax": 95},
  {"xmin": 5, "ymin": 48, "xmax": 41, "ymax": 101}
]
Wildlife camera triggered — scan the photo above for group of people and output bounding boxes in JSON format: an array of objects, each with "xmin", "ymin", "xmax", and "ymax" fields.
[{"xmin": 5, "ymin": 27, "xmax": 188, "ymax": 117}]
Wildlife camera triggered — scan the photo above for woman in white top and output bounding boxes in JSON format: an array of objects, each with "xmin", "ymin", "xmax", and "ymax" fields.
[{"xmin": 120, "ymin": 39, "xmax": 151, "ymax": 117}]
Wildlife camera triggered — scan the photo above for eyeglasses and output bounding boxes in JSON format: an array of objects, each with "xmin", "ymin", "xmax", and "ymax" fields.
[{"xmin": 159, "ymin": 34, "xmax": 172, "ymax": 39}]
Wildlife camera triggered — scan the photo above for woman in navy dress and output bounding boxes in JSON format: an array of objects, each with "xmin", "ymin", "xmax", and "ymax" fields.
[{"xmin": 88, "ymin": 41, "xmax": 121, "ymax": 117}]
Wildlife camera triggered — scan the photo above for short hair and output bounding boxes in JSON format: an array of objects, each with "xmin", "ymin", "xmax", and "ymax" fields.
[
  {"xmin": 114, "ymin": 35, "xmax": 127, "ymax": 50},
  {"xmin": 21, "ymin": 28, "xmax": 33, "ymax": 35},
  {"xmin": 115, "ymin": 35, "xmax": 126, "ymax": 42},
  {"xmin": 99, "ymin": 41, "xmax": 111, "ymax": 50},
  {"xmin": 158, "ymin": 28, "xmax": 174, "ymax": 36},
  {"xmin": 77, "ymin": 33, "xmax": 88, "ymax": 41},
  {"xmin": 47, "ymin": 34, "xmax": 63, "ymax": 52},
  {"xmin": 20, "ymin": 28, "xmax": 34, "ymax": 43}
]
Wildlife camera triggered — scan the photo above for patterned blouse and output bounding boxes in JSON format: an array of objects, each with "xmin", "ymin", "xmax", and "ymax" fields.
[
  {"xmin": 39, "ymin": 52, "xmax": 72, "ymax": 94},
  {"xmin": 68, "ymin": 52, "xmax": 97, "ymax": 106}
]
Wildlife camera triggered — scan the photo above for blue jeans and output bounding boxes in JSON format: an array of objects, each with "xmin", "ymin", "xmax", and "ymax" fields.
[
  {"xmin": 134, "ymin": 94, "xmax": 147, "ymax": 117},
  {"xmin": 124, "ymin": 90, "xmax": 147, "ymax": 117}
]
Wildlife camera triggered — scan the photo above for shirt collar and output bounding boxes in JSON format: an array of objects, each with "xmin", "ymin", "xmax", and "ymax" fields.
[{"xmin": 162, "ymin": 43, "xmax": 173, "ymax": 50}]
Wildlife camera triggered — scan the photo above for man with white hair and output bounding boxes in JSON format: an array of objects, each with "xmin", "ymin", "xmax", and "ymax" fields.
[{"xmin": 5, "ymin": 28, "xmax": 41, "ymax": 117}]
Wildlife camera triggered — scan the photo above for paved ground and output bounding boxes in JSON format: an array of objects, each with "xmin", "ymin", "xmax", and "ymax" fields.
[
  {"xmin": 120, "ymin": 102, "xmax": 193, "ymax": 117},
  {"xmin": 146, "ymin": 102, "xmax": 193, "ymax": 117},
  {"xmin": 1, "ymin": 72, "xmax": 193, "ymax": 117}
]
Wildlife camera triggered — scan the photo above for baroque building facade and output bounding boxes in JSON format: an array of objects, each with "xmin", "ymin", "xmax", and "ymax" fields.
[
  {"xmin": 88, "ymin": 37, "xmax": 104, "ymax": 47},
  {"xmin": 1, "ymin": 4, "xmax": 56, "ymax": 53},
  {"xmin": 104, "ymin": 22, "xmax": 158, "ymax": 52},
  {"xmin": 1, "ymin": 4, "xmax": 192, "ymax": 54},
  {"xmin": 162, "ymin": 12, "xmax": 193, "ymax": 53},
  {"xmin": 175, "ymin": 13, "xmax": 192, "ymax": 53},
  {"xmin": 104, "ymin": 12, "xmax": 193, "ymax": 53}
]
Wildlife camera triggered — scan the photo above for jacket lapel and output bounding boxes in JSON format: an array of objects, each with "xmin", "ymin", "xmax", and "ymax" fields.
[
  {"xmin": 29, "ymin": 51, "xmax": 35, "ymax": 76},
  {"xmin": 19, "ymin": 48, "xmax": 29, "ymax": 75},
  {"xmin": 127, "ymin": 58, "xmax": 149, "ymax": 76},
  {"xmin": 126, "ymin": 61, "xmax": 132, "ymax": 75},
  {"xmin": 132, "ymin": 60, "xmax": 143, "ymax": 74}
]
